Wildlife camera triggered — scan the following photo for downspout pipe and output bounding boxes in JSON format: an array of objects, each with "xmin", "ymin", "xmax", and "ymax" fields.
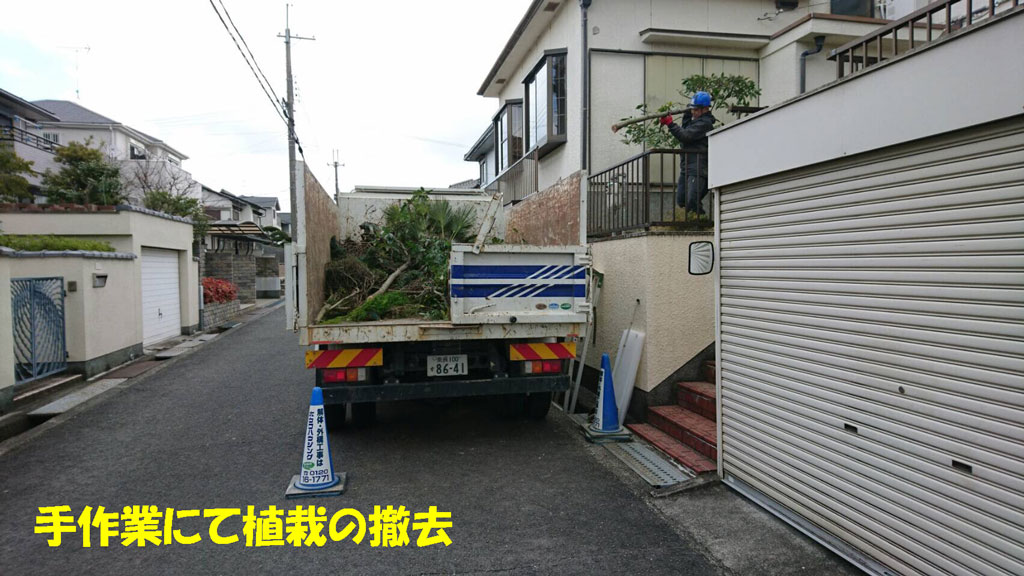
[
  {"xmin": 579, "ymin": 0, "xmax": 591, "ymax": 171},
  {"xmin": 799, "ymin": 35, "xmax": 826, "ymax": 94}
]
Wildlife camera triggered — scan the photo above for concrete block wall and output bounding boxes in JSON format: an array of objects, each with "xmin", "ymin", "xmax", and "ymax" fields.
[
  {"xmin": 505, "ymin": 171, "xmax": 581, "ymax": 245},
  {"xmin": 204, "ymin": 252, "xmax": 256, "ymax": 304},
  {"xmin": 201, "ymin": 299, "xmax": 240, "ymax": 329}
]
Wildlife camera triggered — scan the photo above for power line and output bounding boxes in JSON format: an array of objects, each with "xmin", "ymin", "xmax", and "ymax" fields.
[
  {"xmin": 216, "ymin": 0, "xmax": 283, "ymax": 109},
  {"xmin": 207, "ymin": 0, "xmax": 287, "ymax": 125}
]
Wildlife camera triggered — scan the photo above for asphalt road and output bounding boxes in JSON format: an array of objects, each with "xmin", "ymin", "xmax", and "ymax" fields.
[{"xmin": 0, "ymin": 306, "xmax": 725, "ymax": 575}]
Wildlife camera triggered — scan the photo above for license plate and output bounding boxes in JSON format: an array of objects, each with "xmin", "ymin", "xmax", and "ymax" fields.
[{"xmin": 427, "ymin": 354, "xmax": 468, "ymax": 377}]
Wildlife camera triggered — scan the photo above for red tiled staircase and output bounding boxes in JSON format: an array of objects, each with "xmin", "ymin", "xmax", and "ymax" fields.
[{"xmin": 627, "ymin": 359, "xmax": 718, "ymax": 476}]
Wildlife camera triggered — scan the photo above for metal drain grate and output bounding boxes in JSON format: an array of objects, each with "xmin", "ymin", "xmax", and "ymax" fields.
[{"xmin": 605, "ymin": 442, "xmax": 692, "ymax": 487}]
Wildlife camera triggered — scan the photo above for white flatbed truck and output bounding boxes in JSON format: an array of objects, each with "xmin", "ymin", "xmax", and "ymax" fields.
[{"xmin": 286, "ymin": 181, "xmax": 589, "ymax": 426}]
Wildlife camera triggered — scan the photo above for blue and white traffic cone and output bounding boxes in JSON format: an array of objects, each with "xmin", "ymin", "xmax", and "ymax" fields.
[
  {"xmin": 585, "ymin": 354, "xmax": 629, "ymax": 442},
  {"xmin": 285, "ymin": 386, "xmax": 347, "ymax": 498}
]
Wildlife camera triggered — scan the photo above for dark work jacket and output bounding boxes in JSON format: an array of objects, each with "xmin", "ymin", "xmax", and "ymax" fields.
[{"xmin": 668, "ymin": 112, "xmax": 716, "ymax": 177}]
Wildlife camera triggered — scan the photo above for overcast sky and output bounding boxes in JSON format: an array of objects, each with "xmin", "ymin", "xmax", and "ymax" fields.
[{"xmin": 0, "ymin": 0, "xmax": 532, "ymax": 211}]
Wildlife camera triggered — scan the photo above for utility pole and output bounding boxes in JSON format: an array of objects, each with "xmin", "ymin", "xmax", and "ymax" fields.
[
  {"xmin": 329, "ymin": 149, "xmax": 344, "ymax": 201},
  {"xmin": 277, "ymin": 4, "xmax": 314, "ymax": 220}
]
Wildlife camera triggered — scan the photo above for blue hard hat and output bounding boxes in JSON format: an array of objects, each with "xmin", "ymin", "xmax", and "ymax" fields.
[{"xmin": 690, "ymin": 91, "xmax": 712, "ymax": 108}]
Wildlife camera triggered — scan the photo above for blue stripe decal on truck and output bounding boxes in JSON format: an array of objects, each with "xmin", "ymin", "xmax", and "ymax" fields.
[
  {"xmin": 451, "ymin": 265, "xmax": 584, "ymax": 280},
  {"xmin": 450, "ymin": 284, "xmax": 586, "ymax": 298}
]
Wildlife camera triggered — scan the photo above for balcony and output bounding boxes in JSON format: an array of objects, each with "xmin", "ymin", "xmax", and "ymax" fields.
[
  {"xmin": 587, "ymin": 149, "xmax": 712, "ymax": 239},
  {"xmin": 0, "ymin": 126, "xmax": 61, "ymax": 153},
  {"xmin": 832, "ymin": 0, "xmax": 1022, "ymax": 78},
  {"xmin": 485, "ymin": 150, "xmax": 538, "ymax": 206}
]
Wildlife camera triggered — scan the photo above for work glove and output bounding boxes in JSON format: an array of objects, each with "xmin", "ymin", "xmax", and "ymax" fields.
[{"xmin": 659, "ymin": 115, "xmax": 673, "ymax": 126}]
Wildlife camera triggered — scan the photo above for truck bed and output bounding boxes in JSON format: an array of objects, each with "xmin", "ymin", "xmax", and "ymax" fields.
[{"xmin": 304, "ymin": 318, "xmax": 583, "ymax": 346}]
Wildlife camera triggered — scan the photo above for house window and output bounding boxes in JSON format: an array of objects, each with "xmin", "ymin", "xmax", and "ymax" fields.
[
  {"xmin": 231, "ymin": 207, "xmax": 240, "ymax": 221},
  {"xmin": 129, "ymin": 140, "xmax": 147, "ymax": 160},
  {"xmin": 494, "ymin": 100, "xmax": 523, "ymax": 172},
  {"xmin": 42, "ymin": 133, "xmax": 60, "ymax": 145},
  {"xmin": 524, "ymin": 51, "xmax": 567, "ymax": 156},
  {"xmin": 480, "ymin": 157, "xmax": 489, "ymax": 185},
  {"xmin": 830, "ymin": 0, "xmax": 874, "ymax": 17}
]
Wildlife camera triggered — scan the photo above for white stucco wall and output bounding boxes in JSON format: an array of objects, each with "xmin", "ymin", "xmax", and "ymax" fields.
[
  {"xmin": 589, "ymin": 52, "xmax": 645, "ymax": 174},
  {"xmin": 7, "ymin": 256, "xmax": 138, "ymax": 365},
  {"xmin": 588, "ymin": 233, "xmax": 715, "ymax": 392},
  {"xmin": 0, "ymin": 209, "xmax": 200, "ymax": 339}
]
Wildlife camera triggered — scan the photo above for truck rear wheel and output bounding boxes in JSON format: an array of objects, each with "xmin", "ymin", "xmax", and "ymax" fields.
[
  {"xmin": 351, "ymin": 402, "xmax": 376, "ymax": 428},
  {"xmin": 324, "ymin": 404, "xmax": 346, "ymax": 430},
  {"xmin": 525, "ymin": 392, "xmax": 552, "ymax": 420}
]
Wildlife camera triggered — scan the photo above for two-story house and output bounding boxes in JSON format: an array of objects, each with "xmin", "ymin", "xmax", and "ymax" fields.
[
  {"xmin": 240, "ymin": 195, "xmax": 281, "ymax": 230},
  {"xmin": 0, "ymin": 87, "xmax": 61, "ymax": 192},
  {"xmin": 467, "ymin": 0, "xmax": 932, "ymax": 476},
  {"xmin": 29, "ymin": 100, "xmax": 198, "ymax": 204}
]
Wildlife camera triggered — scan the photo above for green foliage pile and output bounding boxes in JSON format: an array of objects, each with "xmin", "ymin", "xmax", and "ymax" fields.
[
  {"xmin": 142, "ymin": 189, "xmax": 210, "ymax": 239},
  {"xmin": 320, "ymin": 189, "xmax": 478, "ymax": 323},
  {"xmin": 41, "ymin": 138, "xmax": 125, "ymax": 205},
  {"xmin": 0, "ymin": 144, "xmax": 35, "ymax": 202},
  {"xmin": 619, "ymin": 73, "xmax": 762, "ymax": 149},
  {"xmin": 0, "ymin": 234, "xmax": 115, "ymax": 252}
]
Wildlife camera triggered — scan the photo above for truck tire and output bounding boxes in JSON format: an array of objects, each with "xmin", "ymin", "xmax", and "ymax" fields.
[
  {"xmin": 351, "ymin": 402, "xmax": 376, "ymax": 428},
  {"xmin": 324, "ymin": 403, "xmax": 346, "ymax": 430},
  {"xmin": 525, "ymin": 392, "xmax": 552, "ymax": 420},
  {"xmin": 498, "ymin": 394, "xmax": 527, "ymax": 418}
]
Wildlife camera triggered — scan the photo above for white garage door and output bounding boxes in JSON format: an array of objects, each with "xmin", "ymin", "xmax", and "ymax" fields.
[
  {"xmin": 141, "ymin": 248, "xmax": 181, "ymax": 346},
  {"xmin": 717, "ymin": 118, "xmax": 1024, "ymax": 576}
]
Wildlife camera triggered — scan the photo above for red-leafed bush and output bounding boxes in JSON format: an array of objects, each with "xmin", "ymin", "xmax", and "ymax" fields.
[{"xmin": 202, "ymin": 277, "xmax": 238, "ymax": 303}]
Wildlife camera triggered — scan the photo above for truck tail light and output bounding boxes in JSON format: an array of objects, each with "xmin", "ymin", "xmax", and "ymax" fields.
[
  {"xmin": 523, "ymin": 360, "xmax": 562, "ymax": 374},
  {"xmin": 322, "ymin": 367, "xmax": 367, "ymax": 383}
]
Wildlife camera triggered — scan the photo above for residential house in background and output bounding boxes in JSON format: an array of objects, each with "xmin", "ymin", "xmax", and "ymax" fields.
[
  {"xmin": 240, "ymin": 195, "xmax": 281, "ymax": 229},
  {"xmin": 278, "ymin": 212, "xmax": 291, "ymax": 237},
  {"xmin": 467, "ymin": 0, "xmax": 933, "ymax": 476},
  {"xmin": 199, "ymin": 186, "xmax": 277, "ymax": 304},
  {"xmin": 0, "ymin": 88, "xmax": 61, "ymax": 191},
  {"xmin": 463, "ymin": 123, "xmax": 496, "ymax": 188},
  {"xmin": 29, "ymin": 100, "xmax": 197, "ymax": 204}
]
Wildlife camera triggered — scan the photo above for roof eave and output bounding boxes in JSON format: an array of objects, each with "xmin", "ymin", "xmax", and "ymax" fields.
[{"xmin": 477, "ymin": 0, "xmax": 545, "ymax": 96}]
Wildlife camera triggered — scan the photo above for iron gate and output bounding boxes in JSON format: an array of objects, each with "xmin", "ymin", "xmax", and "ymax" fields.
[{"xmin": 11, "ymin": 277, "xmax": 67, "ymax": 384}]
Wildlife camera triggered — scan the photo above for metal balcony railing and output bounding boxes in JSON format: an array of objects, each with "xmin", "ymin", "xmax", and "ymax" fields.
[
  {"xmin": 833, "ymin": 0, "xmax": 1022, "ymax": 79},
  {"xmin": 0, "ymin": 125, "xmax": 62, "ymax": 153},
  {"xmin": 485, "ymin": 149, "xmax": 538, "ymax": 206},
  {"xmin": 587, "ymin": 149, "xmax": 712, "ymax": 239}
]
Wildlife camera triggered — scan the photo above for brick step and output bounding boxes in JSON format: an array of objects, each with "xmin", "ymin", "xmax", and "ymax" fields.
[
  {"xmin": 702, "ymin": 360, "xmax": 717, "ymax": 384},
  {"xmin": 626, "ymin": 423, "xmax": 716, "ymax": 475},
  {"xmin": 648, "ymin": 405, "xmax": 717, "ymax": 461},
  {"xmin": 677, "ymin": 381, "xmax": 716, "ymax": 422}
]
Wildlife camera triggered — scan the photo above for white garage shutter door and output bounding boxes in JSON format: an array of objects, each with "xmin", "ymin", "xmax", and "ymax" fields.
[
  {"xmin": 141, "ymin": 248, "xmax": 181, "ymax": 346},
  {"xmin": 717, "ymin": 118, "xmax": 1024, "ymax": 576}
]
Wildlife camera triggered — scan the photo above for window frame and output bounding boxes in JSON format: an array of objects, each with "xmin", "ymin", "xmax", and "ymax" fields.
[
  {"xmin": 129, "ymin": 139, "xmax": 148, "ymax": 160},
  {"xmin": 492, "ymin": 99, "xmax": 523, "ymax": 172},
  {"xmin": 524, "ymin": 49, "xmax": 568, "ymax": 158}
]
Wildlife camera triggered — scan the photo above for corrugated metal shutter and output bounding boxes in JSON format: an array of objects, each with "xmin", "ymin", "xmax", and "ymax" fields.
[
  {"xmin": 141, "ymin": 248, "xmax": 181, "ymax": 346},
  {"xmin": 717, "ymin": 117, "xmax": 1024, "ymax": 576}
]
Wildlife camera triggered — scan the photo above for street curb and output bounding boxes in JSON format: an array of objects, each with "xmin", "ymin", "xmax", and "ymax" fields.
[{"xmin": 0, "ymin": 300, "xmax": 284, "ymax": 459}]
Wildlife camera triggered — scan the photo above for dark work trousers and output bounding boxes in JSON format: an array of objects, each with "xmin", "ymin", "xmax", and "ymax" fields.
[{"xmin": 675, "ymin": 159, "xmax": 708, "ymax": 215}]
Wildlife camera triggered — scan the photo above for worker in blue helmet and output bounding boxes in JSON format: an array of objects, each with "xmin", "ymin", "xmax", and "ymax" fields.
[{"xmin": 659, "ymin": 91, "xmax": 716, "ymax": 216}]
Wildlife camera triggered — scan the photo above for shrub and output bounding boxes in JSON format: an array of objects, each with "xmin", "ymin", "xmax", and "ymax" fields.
[
  {"xmin": 202, "ymin": 277, "xmax": 238, "ymax": 303},
  {"xmin": 0, "ymin": 234, "xmax": 115, "ymax": 252},
  {"xmin": 41, "ymin": 138, "xmax": 125, "ymax": 205}
]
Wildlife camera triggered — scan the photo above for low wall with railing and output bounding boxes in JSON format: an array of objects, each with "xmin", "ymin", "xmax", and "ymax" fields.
[
  {"xmin": 504, "ymin": 171, "xmax": 581, "ymax": 245},
  {"xmin": 588, "ymin": 149, "xmax": 713, "ymax": 238}
]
